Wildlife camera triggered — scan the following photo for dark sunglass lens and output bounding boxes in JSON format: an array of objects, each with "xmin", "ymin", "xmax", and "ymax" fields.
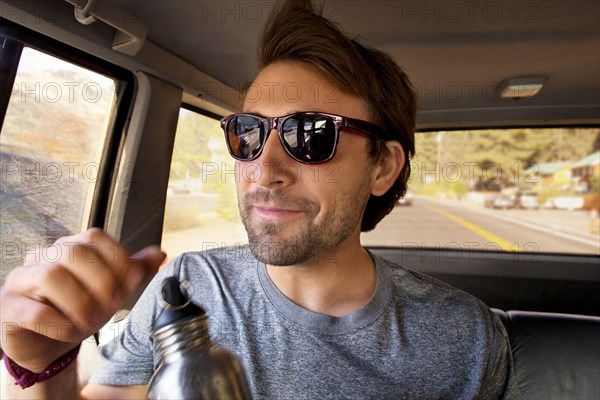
[
  {"xmin": 227, "ymin": 115, "xmax": 264, "ymax": 160},
  {"xmin": 282, "ymin": 115, "xmax": 336, "ymax": 162}
]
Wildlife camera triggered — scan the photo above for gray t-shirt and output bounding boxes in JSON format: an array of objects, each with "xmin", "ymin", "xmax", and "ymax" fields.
[{"xmin": 90, "ymin": 245, "xmax": 520, "ymax": 399}]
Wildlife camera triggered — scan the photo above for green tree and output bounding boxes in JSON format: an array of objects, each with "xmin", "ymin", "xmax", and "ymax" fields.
[{"xmin": 170, "ymin": 110, "xmax": 215, "ymax": 180}]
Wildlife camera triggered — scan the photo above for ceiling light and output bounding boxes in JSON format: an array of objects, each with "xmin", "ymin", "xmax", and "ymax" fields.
[{"xmin": 498, "ymin": 76, "xmax": 547, "ymax": 99}]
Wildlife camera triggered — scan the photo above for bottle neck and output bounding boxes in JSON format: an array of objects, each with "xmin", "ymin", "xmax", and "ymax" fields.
[{"xmin": 153, "ymin": 314, "xmax": 211, "ymax": 363}]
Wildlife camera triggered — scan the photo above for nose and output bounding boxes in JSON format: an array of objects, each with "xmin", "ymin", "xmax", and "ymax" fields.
[{"xmin": 244, "ymin": 128, "xmax": 297, "ymax": 188}]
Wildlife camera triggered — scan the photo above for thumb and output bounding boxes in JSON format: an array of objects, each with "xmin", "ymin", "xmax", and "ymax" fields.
[{"xmin": 125, "ymin": 246, "xmax": 167, "ymax": 293}]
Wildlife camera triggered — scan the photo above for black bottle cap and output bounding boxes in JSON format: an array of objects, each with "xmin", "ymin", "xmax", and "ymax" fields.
[{"xmin": 153, "ymin": 277, "xmax": 205, "ymax": 330}]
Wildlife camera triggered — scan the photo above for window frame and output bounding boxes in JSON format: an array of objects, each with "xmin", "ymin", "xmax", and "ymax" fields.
[{"xmin": 0, "ymin": 16, "xmax": 135, "ymax": 229}]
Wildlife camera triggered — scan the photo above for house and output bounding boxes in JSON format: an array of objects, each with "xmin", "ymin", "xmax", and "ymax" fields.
[
  {"xmin": 570, "ymin": 151, "xmax": 600, "ymax": 193},
  {"xmin": 525, "ymin": 161, "xmax": 572, "ymax": 187}
]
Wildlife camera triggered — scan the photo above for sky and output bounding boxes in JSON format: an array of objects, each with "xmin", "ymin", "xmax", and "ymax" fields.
[
  {"xmin": 18, "ymin": 47, "xmax": 85, "ymax": 73},
  {"xmin": 16, "ymin": 46, "xmax": 114, "ymax": 88}
]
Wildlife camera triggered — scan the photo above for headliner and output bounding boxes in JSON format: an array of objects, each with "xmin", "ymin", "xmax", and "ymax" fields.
[{"xmin": 3, "ymin": 0, "xmax": 599, "ymax": 129}]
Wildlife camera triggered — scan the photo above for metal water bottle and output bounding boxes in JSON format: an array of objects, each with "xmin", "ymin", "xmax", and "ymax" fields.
[{"xmin": 147, "ymin": 277, "xmax": 252, "ymax": 400}]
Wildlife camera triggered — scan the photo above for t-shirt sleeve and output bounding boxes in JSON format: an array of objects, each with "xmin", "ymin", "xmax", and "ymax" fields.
[
  {"xmin": 88, "ymin": 261, "xmax": 178, "ymax": 386},
  {"xmin": 479, "ymin": 312, "xmax": 521, "ymax": 399}
]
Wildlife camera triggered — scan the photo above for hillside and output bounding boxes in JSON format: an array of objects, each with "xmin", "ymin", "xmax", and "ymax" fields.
[
  {"xmin": 411, "ymin": 128, "xmax": 600, "ymax": 194},
  {"xmin": 2, "ymin": 69, "xmax": 115, "ymax": 163}
]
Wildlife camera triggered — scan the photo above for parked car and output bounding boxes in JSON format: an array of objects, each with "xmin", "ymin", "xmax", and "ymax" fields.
[
  {"xmin": 517, "ymin": 191, "xmax": 539, "ymax": 209},
  {"xmin": 550, "ymin": 196, "xmax": 585, "ymax": 210},
  {"xmin": 483, "ymin": 193, "xmax": 498, "ymax": 208},
  {"xmin": 493, "ymin": 194, "xmax": 515, "ymax": 209},
  {"xmin": 544, "ymin": 198, "xmax": 556, "ymax": 209}
]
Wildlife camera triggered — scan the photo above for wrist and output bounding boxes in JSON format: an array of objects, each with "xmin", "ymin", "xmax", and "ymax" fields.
[{"xmin": 2, "ymin": 345, "xmax": 81, "ymax": 389}]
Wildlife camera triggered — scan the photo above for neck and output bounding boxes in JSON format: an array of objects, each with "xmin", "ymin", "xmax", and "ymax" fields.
[{"xmin": 265, "ymin": 235, "xmax": 376, "ymax": 317}]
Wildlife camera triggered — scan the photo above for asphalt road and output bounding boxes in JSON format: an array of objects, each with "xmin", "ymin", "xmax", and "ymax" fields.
[{"xmin": 362, "ymin": 196, "xmax": 600, "ymax": 255}]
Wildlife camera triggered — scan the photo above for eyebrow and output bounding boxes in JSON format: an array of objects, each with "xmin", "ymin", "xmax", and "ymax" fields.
[{"xmin": 239, "ymin": 110, "xmax": 328, "ymax": 118}]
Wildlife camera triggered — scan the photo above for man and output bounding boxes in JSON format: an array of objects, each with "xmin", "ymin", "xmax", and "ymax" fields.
[{"xmin": 1, "ymin": 1, "xmax": 519, "ymax": 399}]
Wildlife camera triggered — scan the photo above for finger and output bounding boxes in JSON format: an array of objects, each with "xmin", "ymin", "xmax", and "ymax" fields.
[
  {"xmin": 55, "ymin": 228, "xmax": 132, "ymax": 283},
  {"xmin": 124, "ymin": 246, "xmax": 166, "ymax": 293},
  {"xmin": 25, "ymin": 232, "xmax": 164, "ymax": 313},
  {"xmin": 23, "ymin": 245, "xmax": 52, "ymax": 267},
  {"xmin": 23, "ymin": 229, "xmax": 123, "ymax": 268},
  {"xmin": 5, "ymin": 264, "xmax": 106, "ymax": 330},
  {"xmin": 53, "ymin": 229, "xmax": 144, "ymax": 310},
  {"xmin": 50, "ymin": 242, "xmax": 124, "ymax": 312},
  {"xmin": 2, "ymin": 293, "xmax": 96, "ymax": 344}
]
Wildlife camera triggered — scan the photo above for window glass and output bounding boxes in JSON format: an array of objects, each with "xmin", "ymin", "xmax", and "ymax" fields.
[
  {"xmin": 161, "ymin": 109, "xmax": 246, "ymax": 261},
  {"xmin": 0, "ymin": 47, "xmax": 116, "ymax": 284},
  {"xmin": 362, "ymin": 128, "xmax": 600, "ymax": 255}
]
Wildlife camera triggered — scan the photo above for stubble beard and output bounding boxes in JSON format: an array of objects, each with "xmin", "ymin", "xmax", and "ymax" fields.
[{"xmin": 239, "ymin": 185, "xmax": 371, "ymax": 266}]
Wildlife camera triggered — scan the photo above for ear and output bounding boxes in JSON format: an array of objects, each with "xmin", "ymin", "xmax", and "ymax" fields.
[{"xmin": 371, "ymin": 141, "xmax": 405, "ymax": 196}]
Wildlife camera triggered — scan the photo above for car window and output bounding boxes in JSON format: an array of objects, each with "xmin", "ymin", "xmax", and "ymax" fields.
[
  {"xmin": 161, "ymin": 108, "xmax": 247, "ymax": 260},
  {"xmin": 0, "ymin": 46, "xmax": 117, "ymax": 285},
  {"xmin": 362, "ymin": 128, "xmax": 600, "ymax": 255}
]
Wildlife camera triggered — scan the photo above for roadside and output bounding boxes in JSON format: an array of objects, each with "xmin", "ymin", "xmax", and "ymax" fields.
[{"xmin": 421, "ymin": 196, "xmax": 600, "ymax": 245}]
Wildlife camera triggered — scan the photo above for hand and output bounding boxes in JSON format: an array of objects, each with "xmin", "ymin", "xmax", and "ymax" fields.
[{"xmin": 0, "ymin": 228, "xmax": 166, "ymax": 372}]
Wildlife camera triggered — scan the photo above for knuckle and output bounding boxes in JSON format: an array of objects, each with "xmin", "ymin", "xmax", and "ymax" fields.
[
  {"xmin": 3, "ymin": 266, "xmax": 24, "ymax": 285},
  {"xmin": 53, "ymin": 233, "xmax": 77, "ymax": 246},
  {"xmin": 81, "ymin": 227, "xmax": 105, "ymax": 244},
  {"xmin": 93, "ymin": 276, "xmax": 120, "ymax": 300},
  {"xmin": 55, "ymin": 242, "xmax": 99, "ymax": 266},
  {"xmin": 79, "ymin": 243, "xmax": 104, "ymax": 264},
  {"xmin": 24, "ymin": 250, "xmax": 42, "ymax": 266},
  {"xmin": 38, "ymin": 263, "xmax": 68, "ymax": 284},
  {"xmin": 0, "ymin": 288, "xmax": 12, "ymax": 311}
]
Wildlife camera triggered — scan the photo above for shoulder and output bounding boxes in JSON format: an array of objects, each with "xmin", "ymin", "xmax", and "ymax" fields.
[
  {"xmin": 375, "ymin": 254, "xmax": 495, "ymax": 327},
  {"xmin": 375, "ymin": 254, "xmax": 510, "ymax": 366},
  {"xmin": 374, "ymin": 255, "xmax": 517, "ymax": 397}
]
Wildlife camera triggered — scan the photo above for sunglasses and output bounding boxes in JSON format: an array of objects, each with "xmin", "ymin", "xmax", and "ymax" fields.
[{"xmin": 220, "ymin": 112, "xmax": 391, "ymax": 164}]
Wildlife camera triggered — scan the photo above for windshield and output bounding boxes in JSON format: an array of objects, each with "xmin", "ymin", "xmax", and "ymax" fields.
[{"xmin": 163, "ymin": 112, "xmax": 600, "ymax": 258}]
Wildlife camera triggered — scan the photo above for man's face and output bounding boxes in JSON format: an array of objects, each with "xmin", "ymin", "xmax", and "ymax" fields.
[{"xmin": 236, "ymin": 61, "xmax": 378, "ymax": 266}]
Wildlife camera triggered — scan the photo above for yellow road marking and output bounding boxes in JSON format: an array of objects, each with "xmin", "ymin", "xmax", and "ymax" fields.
[{"xmin": 429, "ymin": 206, "xmax": 521, "ymax": 252}]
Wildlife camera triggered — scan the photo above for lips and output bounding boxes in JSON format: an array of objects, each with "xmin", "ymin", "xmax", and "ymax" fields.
[
  {"xmin": 253, "ymin": 204, "xmax": 304, "ymax": 220},
  {"xmin": 242, "ymin": 189, "xmax": 320, "ymax": 223}
]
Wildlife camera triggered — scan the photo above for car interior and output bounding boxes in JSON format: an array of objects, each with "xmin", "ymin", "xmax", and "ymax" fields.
[{"xmin": 1, "ymin": 0, "xmax": 599, "ymax": 398}]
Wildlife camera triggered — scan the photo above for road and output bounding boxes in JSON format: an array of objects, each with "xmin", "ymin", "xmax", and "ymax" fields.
[{"xmin": 362, "ymin": 196, "xmax": 600, "ymax": 255}]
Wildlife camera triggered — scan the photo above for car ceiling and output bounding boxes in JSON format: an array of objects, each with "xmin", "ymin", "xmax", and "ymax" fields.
[{"xmin": 3, "ymin": 0, "xmax": 600, "ymax": 129}]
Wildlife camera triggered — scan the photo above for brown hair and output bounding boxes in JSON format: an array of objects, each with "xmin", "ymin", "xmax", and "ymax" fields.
[{"xmin": 258, "ymin": 0, "xmax": 417, "ymax": 231}]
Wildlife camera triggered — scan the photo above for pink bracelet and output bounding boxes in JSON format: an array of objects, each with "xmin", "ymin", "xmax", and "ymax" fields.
[{"xmin": 2, "ymin": 345, "xmax": 81, "ymax": 389}]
